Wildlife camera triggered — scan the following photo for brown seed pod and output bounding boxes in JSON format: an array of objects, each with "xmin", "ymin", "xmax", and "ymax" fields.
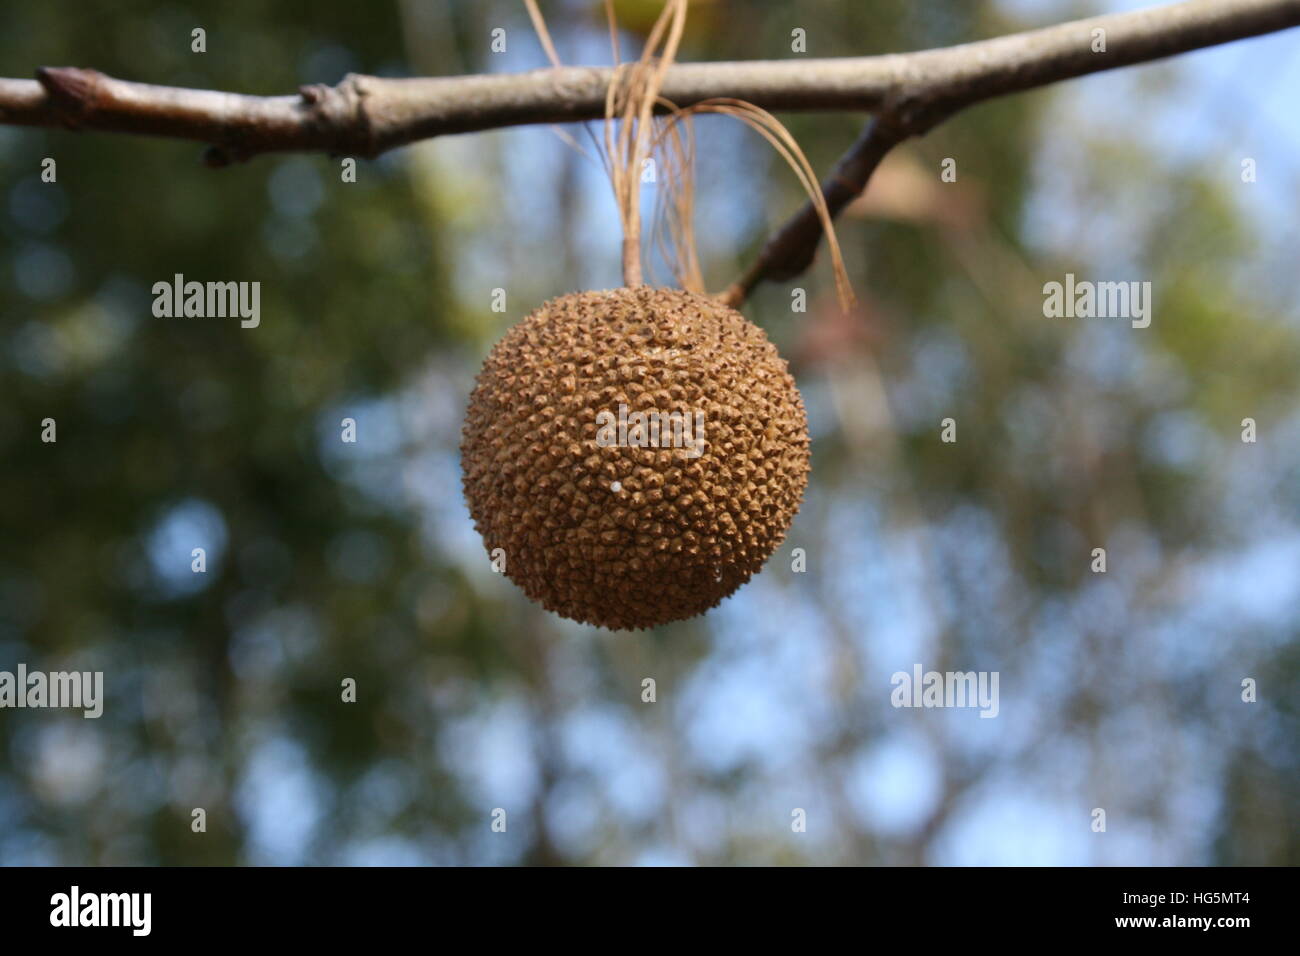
[{"xmin": 460, "ymin": 285, "xmax": 810, "ymax": 630}]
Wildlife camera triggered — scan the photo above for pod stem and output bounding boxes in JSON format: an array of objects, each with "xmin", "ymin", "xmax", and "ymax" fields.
[{"xmin": 622, "ymin": 237, "xmax": 644, "ymax": 287}]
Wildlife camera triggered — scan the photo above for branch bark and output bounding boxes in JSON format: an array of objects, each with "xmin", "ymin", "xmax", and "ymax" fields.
[{"xmin": 0, "ymin": 0, "xmax": 1295, "ymax": 290}]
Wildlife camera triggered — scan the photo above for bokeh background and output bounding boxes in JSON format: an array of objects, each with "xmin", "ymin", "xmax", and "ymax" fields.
[{"xmin": 1, "ymin": 0, "xmax": 1297, "ymax": 865}]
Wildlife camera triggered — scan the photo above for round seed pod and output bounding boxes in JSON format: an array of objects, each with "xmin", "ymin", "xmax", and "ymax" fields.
[{"xmin": 460, "ymin": 286, "xmax": 809, "ymax": 629}]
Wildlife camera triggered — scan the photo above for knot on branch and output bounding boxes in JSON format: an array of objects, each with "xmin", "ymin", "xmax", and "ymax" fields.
[
  {"xmin": 303, "ymin": 73, "xmax": 376, "ymax": 159},
  {"xmin": 35, "ymin": 66, "xmax": 105, "ymax": 129},
  {"xmin": 204, "ymin": 74, "xmax": 375, "ymax": 167}
]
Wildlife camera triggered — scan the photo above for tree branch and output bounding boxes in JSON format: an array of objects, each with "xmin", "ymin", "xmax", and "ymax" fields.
[
  {"xmin": 720, "ymin": 0, "xmax": 1300, "ymax": 304},
  {"xmin": 718, "ymin": 113, "xmax": 913, "ymax": 308},
  {"xmin": 0, "ymin": 0, "xmax": 1295, "ymax": 286}
]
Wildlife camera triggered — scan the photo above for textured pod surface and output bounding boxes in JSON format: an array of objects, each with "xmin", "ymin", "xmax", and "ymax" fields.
[{"xmin": 460, "ymin": 286, "xmax": 810, "ymax": 630}]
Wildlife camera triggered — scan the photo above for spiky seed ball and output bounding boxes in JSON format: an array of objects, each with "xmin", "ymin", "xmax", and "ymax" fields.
[{"xmin": 460, "ymin": 286, "xmax": 810, "ymax": 630}]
